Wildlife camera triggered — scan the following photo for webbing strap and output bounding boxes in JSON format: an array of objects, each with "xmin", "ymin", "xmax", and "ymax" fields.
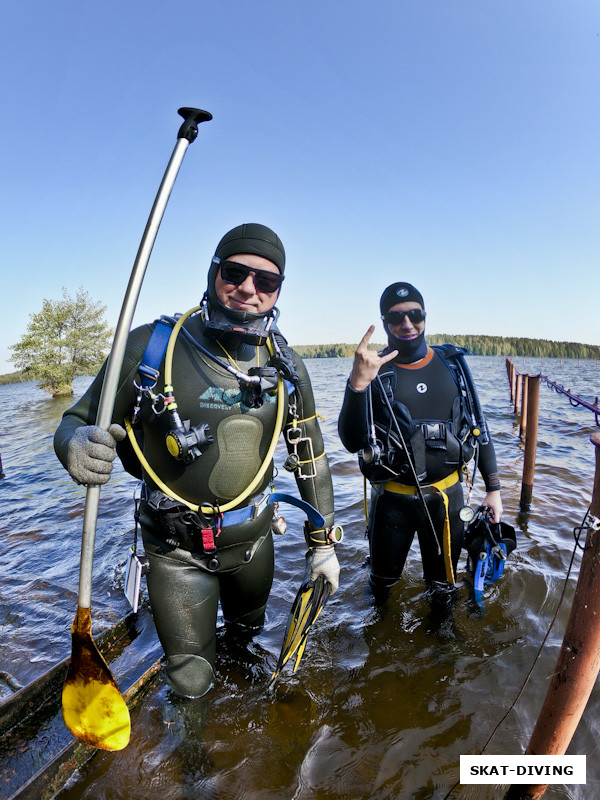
[
  {"xmin": 269, "ymin": 492, "xmax": 325, "ymax": 528},
  {"xmin": 431, "ymin": 485, "xmax": 455, "ymax": 584},
  {"xmin": 138, "ymin": 320, "xmax": 173, "ymax": 387},
  {"xmin": 382, "ymin": 470, "xmax": 460, "ymax": 495},
  {"xmin": 381, "ymin": 471, "xmax": 459, "ymax": 584}
]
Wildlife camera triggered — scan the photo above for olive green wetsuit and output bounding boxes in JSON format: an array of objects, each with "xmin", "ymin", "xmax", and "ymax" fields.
[{"xmin": 54, "ymin": 313, "xmax": 334, "ymax": 697}]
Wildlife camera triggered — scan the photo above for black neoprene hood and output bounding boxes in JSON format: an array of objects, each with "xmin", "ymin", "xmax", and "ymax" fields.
[
  {"xmin": 380, "ymin": 282, "xmax": 425, "ymax": 315},
  {"xmin": 213, "ymin": 223, "xmax": 285, "ymax": 273},
  {"xmin": 380, "ymin": 282, "xmax": 428, "ymax": 363},
  {"xmin": 206, "ymin": 223, "xmax": 285, "ymax": 323}
]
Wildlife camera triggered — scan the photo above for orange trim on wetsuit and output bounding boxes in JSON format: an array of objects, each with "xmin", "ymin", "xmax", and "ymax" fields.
[{"xmin": 393, "ymin": 346, "xmax": 435, "ymax": 370}]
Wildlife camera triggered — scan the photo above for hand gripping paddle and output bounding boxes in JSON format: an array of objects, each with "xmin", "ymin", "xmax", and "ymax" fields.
[{"xmin": 62, "ymin": 107, "xmax": 212, "ymax": 751}]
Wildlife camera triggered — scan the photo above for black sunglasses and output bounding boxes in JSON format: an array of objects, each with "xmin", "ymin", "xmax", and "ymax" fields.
[
  {"xmin": 213, "ymin": 257, "xmax": 284, "ymax": 294},
  {"xmin": 383, "ymin": 308, "xmax": 426, "ymax": 325}
]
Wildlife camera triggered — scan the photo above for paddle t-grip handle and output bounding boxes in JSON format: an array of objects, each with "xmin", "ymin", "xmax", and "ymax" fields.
[{"xmin": 177, "ymin": 107, "xmax": 213, "ymax": 142}]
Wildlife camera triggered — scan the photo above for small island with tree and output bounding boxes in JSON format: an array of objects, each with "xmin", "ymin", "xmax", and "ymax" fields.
[{"xmin": 5, "ymin": 288, "xmax": 113, "ymax": 396}]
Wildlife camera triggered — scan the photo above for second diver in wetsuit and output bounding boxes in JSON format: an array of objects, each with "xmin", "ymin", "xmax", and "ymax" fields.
[
  {"xmin": 54, "ymin": 223, "xmax": 341, "ymax": 698},
  {"xmin": 338, "ymin": 282, "xmax": 502, "ymax": 604}
]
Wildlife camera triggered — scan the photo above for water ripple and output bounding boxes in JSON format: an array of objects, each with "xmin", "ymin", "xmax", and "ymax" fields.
[{"xmin": 1, "ymin": 358, "xmax": 599, "ymax": 799}]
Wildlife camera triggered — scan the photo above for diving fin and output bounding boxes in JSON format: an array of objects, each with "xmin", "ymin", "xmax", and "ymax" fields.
[{"xmin": 271, "ymin": 571, "xmax": 330, "ymax": 682}]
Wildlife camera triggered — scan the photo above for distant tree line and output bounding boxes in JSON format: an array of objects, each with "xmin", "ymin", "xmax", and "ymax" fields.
[
  {"xmin": 293, "ymin": 343, "xmax": 363, "ymax": 359},
  {"xmin": 2, "ymin": 332, "xmax": 599, "ymax": 388},
  {"xmin": 0, "ymin": 370, "xmax": 30, "ymax": 386},
  {"xmin": 426, "ymin": 334, "xmax": 600, "ymax": 360},
  {"xmin": 293, "ymin": 335, "xmax": 600, "ymax": 360}
]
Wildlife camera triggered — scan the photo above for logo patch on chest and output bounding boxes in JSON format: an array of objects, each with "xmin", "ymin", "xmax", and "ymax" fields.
[
  {"xmin": 416, "ymin": 382, "xmax": 428, "ymax": 394},
  {"xmin": 197, "ymin": 386, "xmax": 276, "ymax": 411}
]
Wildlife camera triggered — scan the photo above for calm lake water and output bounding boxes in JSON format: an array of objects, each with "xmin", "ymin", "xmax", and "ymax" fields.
[{"xmin": 1, "ymin": 355, "xmax": 599, "ymax": 800}]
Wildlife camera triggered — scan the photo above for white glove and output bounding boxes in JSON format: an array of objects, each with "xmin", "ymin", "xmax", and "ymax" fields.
[
  {"xmin": 67, "ymin": 424, "xmax": 126, "ymax": 485},
  {"xmin": 309, "ymin": 545, "xmax": 340, "ymax": 594}
]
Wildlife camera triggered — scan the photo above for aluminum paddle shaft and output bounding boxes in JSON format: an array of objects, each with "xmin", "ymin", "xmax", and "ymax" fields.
[{"xmin": 78, "ymin": 107, "xmax": 212, "ymax": 609}]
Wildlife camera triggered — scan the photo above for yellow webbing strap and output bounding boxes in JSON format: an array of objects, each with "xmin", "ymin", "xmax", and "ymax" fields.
[
  {"xmin": 298, "ymin": 450, "xmax": 326, "ymax": 465},
  {"xmin": 382, "ymin": 470, "xmax": 459, "ymax": 495},
  {"xmin": 432, "ymin": 486, "xmax": 454, "ymax": 585},
  {"xmin": 381, "ymin": 471, "xmax": 460, "ymax": 584},
  {"xmin": 290, "ymin": 412, "xmax": 325, "ymax": 424}
]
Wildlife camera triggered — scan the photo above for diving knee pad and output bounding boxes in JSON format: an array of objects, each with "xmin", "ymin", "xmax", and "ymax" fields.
[{"xmin": 165, "ymin": 654, "xmax": 215, "ymax": 699}]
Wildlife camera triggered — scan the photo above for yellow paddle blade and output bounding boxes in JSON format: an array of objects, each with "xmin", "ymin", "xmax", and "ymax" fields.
[{"xmin": 62, "ymin": 607, "xmax": 131, "ymax": 751}]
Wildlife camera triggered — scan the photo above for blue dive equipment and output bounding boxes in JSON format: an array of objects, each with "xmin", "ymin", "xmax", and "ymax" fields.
[
  {"xmin": 465, "ymin": 506, "xmax": 516, "ymax": 607},
  {"xmin": 472, "ymin": 538, "xmax": 508, "ymax": 605}
]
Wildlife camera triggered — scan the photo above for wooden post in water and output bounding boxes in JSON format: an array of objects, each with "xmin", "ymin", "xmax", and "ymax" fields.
[
  {"xmin": 519, "ymin": 375, "xmax": 540, "ymax": 511},
  {"xmin": 509, "ymin": 360, "xmax": 517, "ymax": 404},
  {"xmin": 506, "ymin": 431, "xmax": 600, "ymax": 800},
  {"xmin": 514, "ymin": 372, "xmax": 523, "ymax": 415},
  {"xmin": 519, "ymin": 374, "xmax": 529, "ymax": 441}
]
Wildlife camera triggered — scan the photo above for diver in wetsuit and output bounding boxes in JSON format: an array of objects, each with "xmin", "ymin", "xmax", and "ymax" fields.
[
  {"xmin": 338, "ymin": 282, "xmax": 502, "ymax": 603},
  {"xmin": 54, "ymin": 223, "xmax": 339, "ymax": 698}
]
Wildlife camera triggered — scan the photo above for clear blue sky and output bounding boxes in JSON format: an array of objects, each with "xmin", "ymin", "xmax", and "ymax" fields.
[{"xmin": 2, "ymin": 1, "xmax": 599, "ymax": 374}]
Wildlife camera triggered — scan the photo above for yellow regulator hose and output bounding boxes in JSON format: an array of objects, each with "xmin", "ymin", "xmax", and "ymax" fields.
[{"xmin": 125, "ymin": 309, "xmax": 285, "ymax": 514}]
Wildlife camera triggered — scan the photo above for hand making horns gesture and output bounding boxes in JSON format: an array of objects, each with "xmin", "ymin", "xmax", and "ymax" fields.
[{"xmin": 349, "ymin": 325, "xmax": 399, "ymax": 392}]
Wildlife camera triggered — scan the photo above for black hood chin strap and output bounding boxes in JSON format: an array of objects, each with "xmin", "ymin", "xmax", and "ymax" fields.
[
  {"xmin": 200, "ymin": 293, "xmax": 279, "ymax": 347},
  {"xmin": 387, "ymin": 330, "xmax": 428, "ymax": 363}
]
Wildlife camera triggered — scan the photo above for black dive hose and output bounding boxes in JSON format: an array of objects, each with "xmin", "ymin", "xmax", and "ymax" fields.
[
  {"xmin": 171, "ymin": 320, "xmax": 258, "ymax": 383},
  {"xmin": 171, "ymin": 318, "xmax": 278, "ymax": 393},
  {"xmin": 374, "ymin": 375, "xmax": 442, "ymax": 556}
]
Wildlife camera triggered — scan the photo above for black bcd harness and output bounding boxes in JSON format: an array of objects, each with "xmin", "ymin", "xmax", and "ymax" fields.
[
  {"xmin": 359, "ymin": 345, "xmax": 488, "ymax": 484},
  {"xmin": 116, "ymin": 315, "xmax": 299, "ymax": 479}
]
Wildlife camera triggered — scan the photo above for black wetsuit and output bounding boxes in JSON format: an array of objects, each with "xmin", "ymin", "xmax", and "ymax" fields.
[
  {"xmin": 55, "ymin": 313, "xmax": 334, "ymax": 696},
  {"xmin": 338, "ymin": 346, "xmax": 500, "ymax": 596}
]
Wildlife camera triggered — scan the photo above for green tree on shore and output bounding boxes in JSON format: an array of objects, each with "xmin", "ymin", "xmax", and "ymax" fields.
[{"xmin": 9, "ymin": 288, "xmax": 112, "ymax": 397}]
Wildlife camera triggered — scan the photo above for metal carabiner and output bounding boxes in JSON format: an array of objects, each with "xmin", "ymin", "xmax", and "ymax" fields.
[{"xmin": 150, "ymin": 393, "xmax": 168, "ymax": 415}]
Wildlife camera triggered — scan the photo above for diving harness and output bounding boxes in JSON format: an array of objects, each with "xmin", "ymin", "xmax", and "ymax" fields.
[
  {"xmin": 123, "ymin": 305, "xmax": 342, "ymax": 546},
  {"xmin": 361, "ymin": 345, "xmax": 488, "ymax": 516}
]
